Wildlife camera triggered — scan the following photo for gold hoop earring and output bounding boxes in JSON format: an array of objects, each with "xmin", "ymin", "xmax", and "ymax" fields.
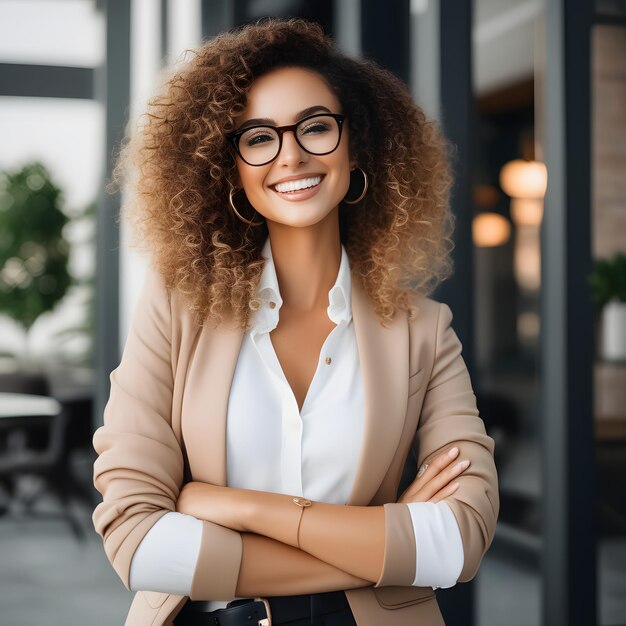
[
  {"xmin": 228, "ymin": 186, "xmax": 265, "ymax": 227},
  {"xmin": 343, "ymin": 167, "xmax": 368, "ymax": 205}
]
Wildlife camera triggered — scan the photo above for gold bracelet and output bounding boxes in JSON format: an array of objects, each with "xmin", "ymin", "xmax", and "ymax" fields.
[{"xmin": 292, "ymin": 497, "xmax": 312, "ymax": 549}]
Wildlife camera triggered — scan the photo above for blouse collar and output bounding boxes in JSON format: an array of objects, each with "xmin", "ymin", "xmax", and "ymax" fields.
[{"xmin": 250, "ymin": 235, "xmax": 352, "ymax": 335}]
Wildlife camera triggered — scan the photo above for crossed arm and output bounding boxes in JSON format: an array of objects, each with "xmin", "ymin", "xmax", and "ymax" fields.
[
  {"xmin": 236, "ymin": 533, "xmax": 372, "ymax": 597},
  {"xmin": 177, "ymin": 484, "xmax": 385, "ymax": 586},
  {"xmin": 175, "ymin": 445, "xmax": 467, "ymax": 594}
]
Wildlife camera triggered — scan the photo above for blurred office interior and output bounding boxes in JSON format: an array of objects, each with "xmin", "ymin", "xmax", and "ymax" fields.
[{"xmin": 0, "ymin": 1, "xmax": 624, "ymax": 625}]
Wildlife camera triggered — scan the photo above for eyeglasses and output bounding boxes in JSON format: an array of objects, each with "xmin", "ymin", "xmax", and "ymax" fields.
[{"xmin": 229, "ymin": 113, "xmax": 346, "ymax": 167}]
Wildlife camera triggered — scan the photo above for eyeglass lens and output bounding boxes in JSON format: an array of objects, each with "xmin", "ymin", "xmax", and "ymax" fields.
[{"xmin": 237, "ymin": 115, "xmax": 341, "ymax": 165}]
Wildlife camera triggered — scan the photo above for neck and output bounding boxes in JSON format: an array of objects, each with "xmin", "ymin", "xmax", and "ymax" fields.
[{"xmin": 265, "ymin": 209, "xmax": 342, "ymax": 313}]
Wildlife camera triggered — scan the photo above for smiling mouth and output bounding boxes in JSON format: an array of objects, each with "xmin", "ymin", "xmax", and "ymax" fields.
[{"xmin": 272, "ymin": 175, "xmax": 324, "ymax": 194}]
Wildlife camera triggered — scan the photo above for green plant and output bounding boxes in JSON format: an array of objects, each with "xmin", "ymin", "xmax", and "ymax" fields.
[
  {"xmin": 0, "ymin": 162, "xmax": 73, "ymax": 362},
  {"xmin": 588, "ymin": 252, "xmax": 626, "ymax": 307},
  {"xmin": 50, "ymin": 201, "xmax": 96, "ymax": 367}
]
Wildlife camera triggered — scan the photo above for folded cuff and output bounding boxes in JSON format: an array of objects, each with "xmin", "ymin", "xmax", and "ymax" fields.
[
  {"xmin": 188, "ymin": 521, "xmax": 243, "ymax": 601},
  {"xmin": 374, "ymin": 503, "xmax": 417, "ymax": 588}
]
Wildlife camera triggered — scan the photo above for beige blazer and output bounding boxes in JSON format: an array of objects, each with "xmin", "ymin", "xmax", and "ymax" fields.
[{"xmin": 92, "ymin": 264, "xmax": 499, "ymax": 626}]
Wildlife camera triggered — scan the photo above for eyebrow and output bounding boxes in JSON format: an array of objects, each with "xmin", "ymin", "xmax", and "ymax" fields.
[{"xmin": 236, "ymin": 105, "xmax": 332, "ymax": 131}]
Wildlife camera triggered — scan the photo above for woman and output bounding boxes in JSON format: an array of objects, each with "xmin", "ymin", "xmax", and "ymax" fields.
[{"xmin": 92, "ymin": 18, "xmax": 499, "ymax": 626}]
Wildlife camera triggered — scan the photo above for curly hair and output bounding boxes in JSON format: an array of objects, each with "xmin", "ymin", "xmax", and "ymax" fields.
[{"xmin": 112, "ymin": 17, "xmax": 455, "ymax": 329}]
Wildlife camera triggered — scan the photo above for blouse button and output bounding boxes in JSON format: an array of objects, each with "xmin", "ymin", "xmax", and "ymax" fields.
[
  {"xmin": 325, "ymin": 356, "xmax": 332, "ymax": 365},
  {"xmin": 269, "ymin": 301, "xmax": 276, "ymax": 309}
]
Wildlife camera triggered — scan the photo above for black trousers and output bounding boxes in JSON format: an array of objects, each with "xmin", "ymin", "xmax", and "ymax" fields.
[
  {"xmin": 276, "ymin": 608, "xmax": 357, "ymax": 626},
  {"xmin": 173, "ymin": 592, "xmax": 358, "ymax": 626}
]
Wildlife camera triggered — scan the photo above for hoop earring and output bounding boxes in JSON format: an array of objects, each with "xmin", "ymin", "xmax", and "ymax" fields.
[
  {"xmin": 228, "ymin": 186, "xmax": 265, "ymax": 227},
  {"xmin": 343, "ymin": 167, "xmax": 368, "ymax": 205}
]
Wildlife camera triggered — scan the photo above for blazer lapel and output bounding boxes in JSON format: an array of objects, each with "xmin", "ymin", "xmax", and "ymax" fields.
[
  {"xmin": 346, "ymin": 270, "xmax": 409, "ymax": 505},
  {"xmin": 182, "ymin": 323, "xmax": 244, "ymax": 485},
  {"xmin": 182, "ymin": 268, "xmax": 410, "ymax": 504}
]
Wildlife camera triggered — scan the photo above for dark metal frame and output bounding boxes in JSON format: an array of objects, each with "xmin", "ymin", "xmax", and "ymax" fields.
[
  {"xmin": 0, "ymin": 63, "xmax": 93, "ymax": 99},
  {"xmin": 435, "ymin": 0, "xmax": 475, "ymax": 372},
  {"xmin": 360, "ymin": 0, "xmax": 410, "ymax": 84},
  {"xmin": 435, "ymin": 3, "xmax": 476, "ymax": 624},
  {"xmin": 94, "ymin": 0, "xmax": 131, "ymax": 428},
  {"xmin": 541, "ymin": 0, "xmax": 596, "ymax": 624}
]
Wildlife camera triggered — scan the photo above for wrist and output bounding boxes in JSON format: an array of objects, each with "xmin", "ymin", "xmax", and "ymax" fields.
[{"xmin": 243, "ymin": 489, "xmax": 312, "ymax": 548}]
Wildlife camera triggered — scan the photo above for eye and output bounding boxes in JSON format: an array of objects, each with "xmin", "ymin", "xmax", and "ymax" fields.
[
  {"xmin": 299, "ymin": 121, "xmax": 332, "ymax": 135},
  {"xmin": 241, "ymin": 129, "xmax": 277, "ymax": 147}
]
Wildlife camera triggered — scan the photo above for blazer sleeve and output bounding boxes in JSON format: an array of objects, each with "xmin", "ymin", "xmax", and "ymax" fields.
[
  {"xmin": 375, "ymin": 301, "xmax": 500, "ymax": 587},
  {"xmin": 91, "ymin": 266, "xmax": 243, "ymax": 600}
]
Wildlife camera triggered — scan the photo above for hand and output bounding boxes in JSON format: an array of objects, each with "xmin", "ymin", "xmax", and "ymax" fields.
[
  {"xmin": 397, "ymin": 446, "xmax": 470, "ymax": 505},
  {"xmin": 176, "ymin": 481, "xmax": 251, "ymax": 531}
]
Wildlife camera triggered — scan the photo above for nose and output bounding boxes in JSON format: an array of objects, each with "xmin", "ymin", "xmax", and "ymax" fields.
[{"xmin": 276, "ymin": 130, "xmax": 307, "ymax": 167}]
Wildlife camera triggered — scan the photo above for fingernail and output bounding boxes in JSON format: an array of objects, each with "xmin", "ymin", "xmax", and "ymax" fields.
[
  {"xmin": 456, "ymin": 460, "xmax": 470, "ymax": 469},
  {"xmin": 448, "ymin": 447, "xmax": 459, "ymax": 458}
]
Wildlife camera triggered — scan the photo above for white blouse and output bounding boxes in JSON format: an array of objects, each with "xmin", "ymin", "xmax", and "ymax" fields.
[{"xmin": 129, "ymin": 236, "xmax": 464, "ymax": 604}]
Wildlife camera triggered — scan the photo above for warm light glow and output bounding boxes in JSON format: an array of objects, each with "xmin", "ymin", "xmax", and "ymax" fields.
[
  {"xmin": 473, "ymin": 213, "xmax": 511, "ymax": 247},
  {"xmin": 514, "ymin": 225, "xmax": 542, "ymax": 290},
  {"xmin": 510, "ymin": 198, "xmax": 544, "ymax": 226},
  {"xmin": 500, "ymin": 159, "xmax": 547, "ymax": 199}
]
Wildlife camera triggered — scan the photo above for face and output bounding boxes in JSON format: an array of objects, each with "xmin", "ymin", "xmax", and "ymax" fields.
[{"xmin": 232, "ymin": 66, "xmax": 353, "ymax": 228}]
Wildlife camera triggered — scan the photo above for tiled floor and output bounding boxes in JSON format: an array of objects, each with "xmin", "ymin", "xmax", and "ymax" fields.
[
  {"xmin": 0, "ymin": 506, "xmax": 132, "ymax": 626},
  {"xmin": 0, "ymin": 488, "xmax": 624, "ymax": 625}
]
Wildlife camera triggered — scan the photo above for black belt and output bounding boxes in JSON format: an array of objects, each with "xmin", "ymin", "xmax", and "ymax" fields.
[{"xmin": 175, "ymin": 590, "xmax": 351, "ymax": 625}]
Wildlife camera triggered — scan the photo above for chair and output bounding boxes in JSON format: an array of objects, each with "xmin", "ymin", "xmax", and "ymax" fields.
[{"xmin": 0, "ymin": 373, "xmax": 88, "ymax": 540}]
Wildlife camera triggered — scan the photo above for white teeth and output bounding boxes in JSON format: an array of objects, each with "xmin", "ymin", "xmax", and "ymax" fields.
[{"xmin": 274, "ymin": 176, "xmax": 322, "ymax": 193}]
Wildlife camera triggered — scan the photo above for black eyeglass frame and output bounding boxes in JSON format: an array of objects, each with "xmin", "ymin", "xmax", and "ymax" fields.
[{"xmin": 229, "ymin": 113, "xmax": 346, "ymax": 167}]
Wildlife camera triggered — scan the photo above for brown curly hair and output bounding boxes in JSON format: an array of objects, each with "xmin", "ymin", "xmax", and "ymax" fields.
[{"xmin": 113, "ymin": 17, "xmax": 455, "ymax": 329}]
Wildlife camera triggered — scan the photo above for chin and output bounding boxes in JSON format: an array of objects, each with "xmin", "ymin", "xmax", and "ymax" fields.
[
  {"xmin": 277, "ymin": 214, "xmax": 329, "ymax": 228},
  {"xmin": 263, "ymin": 199, "xmax": 327, "ymax": 220}
]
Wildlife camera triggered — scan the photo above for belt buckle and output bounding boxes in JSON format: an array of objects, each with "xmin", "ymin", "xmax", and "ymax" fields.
[{"xmin": 254, "ymin": 597, "xmax": 272, "ymax": 626}]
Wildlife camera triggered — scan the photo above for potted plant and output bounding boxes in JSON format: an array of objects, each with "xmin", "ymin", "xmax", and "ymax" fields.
[
  {"xmin": 0, "ymin": 162, "xmax": 73, "ymax": 372},
  {"xmin": 589, "ymin": 252, "xmax": 626, "ymax": 362},
  {"xmin": 50, "ymin": 201, "xmax": 96, "ymax": 369}
]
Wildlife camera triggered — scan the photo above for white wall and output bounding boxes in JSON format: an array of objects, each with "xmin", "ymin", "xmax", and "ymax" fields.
[{"xmin": 0, "ymin": 1, "xmax": 104, "ymax": 365}]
